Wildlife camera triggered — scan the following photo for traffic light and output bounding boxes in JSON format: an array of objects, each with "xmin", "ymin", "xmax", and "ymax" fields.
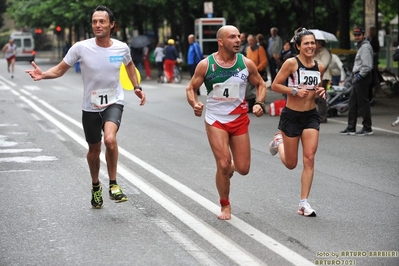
[
  {"xmin": 55, "ymin": 26, "xmax": 62, "ymax": 36},
  {"xmin": 35, "ymin": 29, "xmax": 43, "ymax": 34}
]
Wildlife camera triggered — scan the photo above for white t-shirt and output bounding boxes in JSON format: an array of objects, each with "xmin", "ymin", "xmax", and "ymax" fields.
[
  {"xmin": 5, "ymin": 43, "xmax": 17, "ymax": 59},
  {"xmin": 64, "ymin": 38, "xmax": 131, "ymax": 112}
]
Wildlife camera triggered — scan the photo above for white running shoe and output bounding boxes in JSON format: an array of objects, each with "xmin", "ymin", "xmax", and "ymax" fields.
[
  {"xmin": 269, "ymin": 132, "xmax": 283, "ymax": 156},
  {"xmin": 298, "ymin": 201, "xmax": 316, "ymax": 217}
]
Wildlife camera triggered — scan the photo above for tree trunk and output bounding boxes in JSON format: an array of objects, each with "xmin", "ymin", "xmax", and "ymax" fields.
[{"xmin": 338, "ymin": 0, "xmax": 352, "ymax": 49}]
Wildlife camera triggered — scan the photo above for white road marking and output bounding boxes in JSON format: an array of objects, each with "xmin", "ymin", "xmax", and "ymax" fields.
[
  {"xmin": 12, "ymin": 86, "xmax": 316, "ymax": 265},
  {"xmin": 328, "ymin": 118, "xmax": 399, "ymax": 135},
  {"xmin": 154, "ymin": 218, "xmax": 222, "ymax": 266},
  {"xmin": 17, "ymin": 81, "xmax": 268, "ymax": 266},
  {"xmin": 0, "ymin": 155, "xmax": 58, "ymax": 163},
  {"xmin": 0, "ymin": 169, "xmax": 32, "ymax": 173},
  {"xmin": 23, "ymin": 85, "xmax": 41, "ymax": 91},
  {"xmin": 0, "ymin": 76, "xmax": 16, "ymax": 86},
  {"xmin": 0, "ymin": 148, "xmax": 42, "ymax": 153},
  {"xmin": 0, "ymin": 124, "xmax": 18, "ymax": 127},
  {"xmin": 0, "ymin": 136, "xmax": 18, "ymax": 147}
]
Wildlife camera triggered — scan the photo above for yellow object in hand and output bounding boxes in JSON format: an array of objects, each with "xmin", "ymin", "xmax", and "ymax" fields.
[{"xmin": 120, "ymin": 64, "xmax": 141, "ymax": 90}]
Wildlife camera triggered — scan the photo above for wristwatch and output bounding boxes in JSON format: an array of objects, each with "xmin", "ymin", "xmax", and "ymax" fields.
[
  {"xmin": 292, "ymin": 88, "xmax": 298, "ymax": 96},
  {"xmin": 134, "ymin": 86, "xmax": 142, "ymax": 91}
]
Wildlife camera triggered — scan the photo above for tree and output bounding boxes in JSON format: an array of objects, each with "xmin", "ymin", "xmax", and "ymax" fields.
[
  {"xmin": 0, "ymin": 0, "xmax": 6, "ymax": 29},
  {"xmin": 6, "ymin": 0, "xmax": 394, "ymax": 54}
]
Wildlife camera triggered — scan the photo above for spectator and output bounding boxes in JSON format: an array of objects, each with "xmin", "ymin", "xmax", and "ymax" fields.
[
  {"xmin": 314, "ymin": 39, "xmax": 332, "ymax": 123},
  {"xmin": 163, "ymin": 39, "xmax": 179, "ymax": 83},
  {"xmin": 278, "ymin": 40, "xmax": 295, "ymax": 99},
  {"xmin": 256, "ymin": 33, "xmax": 269, "ymax": 81},
  {"xmin": 154, "ymin": 42, "xmax": 165, "ymax": 83},
  {"xmin": 239, "ymin": 32, "xmax": 248, "ymax": 56},
  {"xmin": 245, "ymin": 34, "xmax": 268, "ymax": 112},
  {"xmin": 267, "ymin": 27, "xmax": 283, "ymax": 83},
  {"xmin": 367, "ymin": 26, "xmax": 380, "ymax": 69},
  {"xmin": 367, "ymin": 26, "xmax": 380, "ymax": 103},
  {"xmin": 143, "ymin": 45, "xmax": 152, "ymax": 80},
  {"xmin": 187, "ymin": 34, "xmax": 203, "ymax": 95},
  {"xmin": 278, "ymin": 40, "xmax": 294, "ymax": 71},
  {"xmin": 393, "ymin": 45, "xmax": 399, "ymax": 62},
  {"xmin": 62, "ymin": 40, "xmax": 71, "ymax": 57},
  {"xmin": 131, "ymin": 47, "xmax": 144, "ymax": 78},
  {"xmin": 329, "ymin": 53, "xmax": 346, "ymax": 86},
  {"xmin": 339, "ymin": 27, "xmax": 374, "ymax": 136}
]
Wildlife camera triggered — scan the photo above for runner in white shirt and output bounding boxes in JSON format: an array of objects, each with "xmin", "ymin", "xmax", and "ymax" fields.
[
  {"xmin": 26, "ymin": 5, "xmax": 146, "ymax": 209},
  {"xmin": 1, "ymin": 38, "xmax": 17, "ymax": 78}
]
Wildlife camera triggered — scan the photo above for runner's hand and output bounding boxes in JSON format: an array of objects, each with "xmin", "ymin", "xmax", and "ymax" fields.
[
  {"xmin": 25, "ymin": 62, "xmax": 43, "ymax": 81},
  {"xmin": 253, "ymin": 104, "xmax": 264, "ymax": 117},
  {"xmin": 315, "ymin": 86, "xmax": 326, "ymax": 99},
  {"xmin": 135, "ymin": 90, "xmax": 146, "ymax": 106},
  {"xmin": 194, "ymin": 102, "xmax": 204, "ymax": 117}
]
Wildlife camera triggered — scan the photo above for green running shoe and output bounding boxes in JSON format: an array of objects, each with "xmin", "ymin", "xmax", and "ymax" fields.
[
  {"xmin": 109, "ymin": 184, "xmax": 128, "ymax": 203},
  {"xmin": 91, "ymin": 184, "xmax": 104, "ymax": 209}
]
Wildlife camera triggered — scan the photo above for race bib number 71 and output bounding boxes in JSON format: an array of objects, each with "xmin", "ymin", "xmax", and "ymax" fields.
[{"xmin": 91, "ymin": 88, "xmax": 117, "ymax": 109}]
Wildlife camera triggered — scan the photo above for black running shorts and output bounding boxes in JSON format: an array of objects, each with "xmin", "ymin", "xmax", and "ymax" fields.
[
  {"xmin": 82, "ymin": 104, "xmax": 124, "ymax": 144},
  {"xmin": 278, "ymin": 107, "xmax": 320, "ymax": 137}
]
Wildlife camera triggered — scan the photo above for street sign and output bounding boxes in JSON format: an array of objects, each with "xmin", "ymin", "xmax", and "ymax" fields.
[{"xmin": 204, "ymin": 2, "xmax": 213, "ymax": 14}]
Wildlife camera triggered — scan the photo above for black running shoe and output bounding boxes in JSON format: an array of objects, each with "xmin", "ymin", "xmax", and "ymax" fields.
[
  {"xmin": 91, "ymin": 185, "xmax": 104, "ymax": 209},
  {"xmin": 109, "ymin": 184, "xmax": 128, "ymax": 203}
]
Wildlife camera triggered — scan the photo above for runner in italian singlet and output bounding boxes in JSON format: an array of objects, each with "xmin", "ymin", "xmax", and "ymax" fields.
[{"xmin": 203, "ymin": 53, "xmax": 249, "ymax": 125}]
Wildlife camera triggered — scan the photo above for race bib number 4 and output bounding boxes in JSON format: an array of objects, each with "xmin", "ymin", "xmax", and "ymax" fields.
[
  {"xmin": 212, "ymin": 83, "xmax": 239, "ymax": 101},
  {"xmin": 299, "ymin": 70, "xmax": 320, "ymax": 90},
  {"xmin": 91, "ymin": 88, "xmax": 117, "ymax": 109}
]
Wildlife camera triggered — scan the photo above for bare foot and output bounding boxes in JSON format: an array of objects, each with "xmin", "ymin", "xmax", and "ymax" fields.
[{"xmin": 217, "ymin": 205, "xmax": 231, "ymax": 220}]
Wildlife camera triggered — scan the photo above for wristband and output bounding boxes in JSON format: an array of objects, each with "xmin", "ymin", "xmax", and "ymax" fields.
[
  {"xmin": 254, "ymin": 101, "xmax": 266, "ymax": 112},
  {"xmin": 134, "ymin": 86, "xmax": 142, "ymax": 91}
]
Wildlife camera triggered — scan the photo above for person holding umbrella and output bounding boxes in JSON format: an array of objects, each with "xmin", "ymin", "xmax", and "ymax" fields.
[
  {"xmin": 130, "ymin": 35, "xmax": 151, "ymax": 78},
  {"xmin": 314, "ymin": 39, "xmax": 332, "ymax": 123}
]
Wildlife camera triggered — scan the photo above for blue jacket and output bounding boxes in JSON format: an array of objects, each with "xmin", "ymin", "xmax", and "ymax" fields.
[
  {"xmin": 164, "ymin": 45, "xmax": 178, "ymax": 60},
  {"xmin": 187, "ymin": 42, "xmax": 203, "ymax": 65}
]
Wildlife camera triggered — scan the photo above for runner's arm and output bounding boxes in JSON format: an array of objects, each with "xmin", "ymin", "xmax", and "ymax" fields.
[
  {"xmin": 186, "ymin": 59, "xmax": 206, "ymax": 116},
  {"xmin": 26, "ymin": 61, "xmax": 71, "ymax": 81}
]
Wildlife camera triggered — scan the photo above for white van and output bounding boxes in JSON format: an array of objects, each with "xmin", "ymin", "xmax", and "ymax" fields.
[{"xmin": 10, "ymin": 31, "xmax": 35, "ymax": 61}]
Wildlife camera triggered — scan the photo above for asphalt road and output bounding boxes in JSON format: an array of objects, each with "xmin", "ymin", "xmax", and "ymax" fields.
[{"xmin": 0, "ymin": 60, "xmax": 398, "ymax": 266}]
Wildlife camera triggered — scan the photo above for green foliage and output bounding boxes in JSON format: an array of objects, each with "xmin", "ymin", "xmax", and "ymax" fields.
[{"xmin": 3, "ymin": 0, "xmax": 395, "ymax": 51}]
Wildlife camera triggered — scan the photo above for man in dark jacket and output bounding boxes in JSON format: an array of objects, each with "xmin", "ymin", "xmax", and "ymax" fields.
[{"xmin": 340, "ymin": 27, "xmax": 374, "ymax": 136}]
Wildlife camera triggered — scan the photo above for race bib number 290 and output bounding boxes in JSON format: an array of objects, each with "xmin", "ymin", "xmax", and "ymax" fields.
[
  {"xmin": 299, "ymin": 70, "xmax": 320, "ymax": 90},
  {"xmin": 212, "ymin": 83, "xmax": 239, "ymax": 101}
]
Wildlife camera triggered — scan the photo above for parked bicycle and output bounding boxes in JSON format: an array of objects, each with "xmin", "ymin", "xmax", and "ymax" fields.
[
  {"xmin": 371, "ymin": 68, "xmax": 399, "ymax": 98},
  {"xmin": 162, "ymin": 59, "xmax": 182, "ymax": 83},
  {"xmin": 392, "ymin": 117, "xmax": 399, "ymax": 127}
]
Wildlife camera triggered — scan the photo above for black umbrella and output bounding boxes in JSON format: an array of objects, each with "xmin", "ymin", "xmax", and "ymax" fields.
[{"xmin": 130, "ymin": 35, "xmax": 151, "ymax": 48}]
